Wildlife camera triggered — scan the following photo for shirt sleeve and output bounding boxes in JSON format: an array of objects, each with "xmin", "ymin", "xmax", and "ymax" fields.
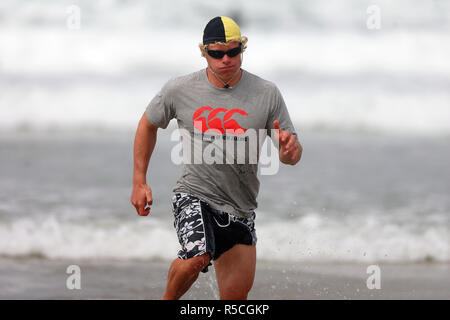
[
  {"xmin": 265, "ymin": 85, "xmax": 298, "ymax": 141},
  {"xmin": 145, "ymin": 81, "xmax": 176, "ymax": 129}
]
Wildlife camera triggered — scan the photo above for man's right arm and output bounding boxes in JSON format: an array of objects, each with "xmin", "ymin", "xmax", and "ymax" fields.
[{"xmin": 131, "ymin": 112, "xmax": 159, "ymax": 216}]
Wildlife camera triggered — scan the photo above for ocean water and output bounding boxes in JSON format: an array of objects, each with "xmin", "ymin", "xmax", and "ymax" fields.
[
  {"xmin": 0, "ymin": 0, "xmax": 449, "ymax": 266},
  {"xmin": 0, "ymin": 130, "xmax": 449, "ymax": 264}
]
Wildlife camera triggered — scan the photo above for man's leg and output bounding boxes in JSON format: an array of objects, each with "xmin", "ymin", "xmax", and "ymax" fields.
[
  {"xmin": 213, "ymin": 244, "xmax": 256, "ymax": 300},
  {"xmin": 162, "ymin": 253, "xmax": 211, "ymax": 300}
]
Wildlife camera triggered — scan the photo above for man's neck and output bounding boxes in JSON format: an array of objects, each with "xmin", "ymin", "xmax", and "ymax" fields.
[{"xmin": 206, "ymin": 67, "xmax": 243, "ymax": 89}]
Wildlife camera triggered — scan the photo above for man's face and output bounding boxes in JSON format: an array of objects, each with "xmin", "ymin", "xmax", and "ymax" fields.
[{"xmin": 205, "ymin": 41, "xmax": 242, "ymax": 78}]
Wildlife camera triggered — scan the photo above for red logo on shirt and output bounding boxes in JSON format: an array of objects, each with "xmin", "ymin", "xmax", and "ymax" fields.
[{"xmin": 192, "ymin": 106, "xmax": 247, "ymax": 135}]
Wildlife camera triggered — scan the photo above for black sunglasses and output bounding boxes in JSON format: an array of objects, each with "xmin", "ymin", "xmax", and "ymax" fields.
[{"xmin": 206, "ymin": 43, "xmax": 242, "ymax": 59}]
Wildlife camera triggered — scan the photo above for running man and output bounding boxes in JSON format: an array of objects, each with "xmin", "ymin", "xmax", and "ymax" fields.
[{"xmin": 131, "ymin": 16, "xmax": 302, "ymax": 300}]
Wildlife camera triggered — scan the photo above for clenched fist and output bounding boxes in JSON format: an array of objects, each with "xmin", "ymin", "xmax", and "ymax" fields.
[{"xmin": 131, "ymin": 183, "xmax": 153, "ymax": 216}]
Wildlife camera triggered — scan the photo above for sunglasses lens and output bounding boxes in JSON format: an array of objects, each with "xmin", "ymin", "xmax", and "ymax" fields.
[
  {"xmin": 207, "ymin": 50, "xmax": 225, "ymax": 59},
  {"xmin": 227, "ymin": 45, "xmax": 242, "ymax": 57}
]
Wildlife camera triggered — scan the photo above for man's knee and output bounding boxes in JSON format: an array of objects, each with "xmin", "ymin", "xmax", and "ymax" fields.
[
  {"xmin": 177, "ymin": 253, "xmax": 210, "ymax": 276},
  {"xmin": 218, "ymin": 272, "xmax": 254, "ymax": 299},
  {"xmin": 220, "ymin": 282, "xmax": 251, "ymax": 300}
]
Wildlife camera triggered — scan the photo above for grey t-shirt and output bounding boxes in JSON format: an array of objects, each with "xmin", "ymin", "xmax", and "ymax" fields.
[{"xmin": 146, "ymin": 69, "xmax": 297, "ymax": 218}]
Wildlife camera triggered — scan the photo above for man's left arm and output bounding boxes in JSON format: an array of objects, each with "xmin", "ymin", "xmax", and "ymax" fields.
[{"xmin": 273, "ymin": 120, "xmax": 302, "ymax": 165}]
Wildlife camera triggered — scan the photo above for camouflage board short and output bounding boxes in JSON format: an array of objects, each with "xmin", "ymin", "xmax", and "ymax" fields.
[{"xmin": 171, "ymin": 192, "xmax": 257, "ymax": 273}]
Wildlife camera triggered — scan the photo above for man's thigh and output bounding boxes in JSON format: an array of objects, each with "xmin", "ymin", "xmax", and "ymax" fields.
[{"xmin": 213, "ymin": 244, "xmax": 256, "ymax": 299}]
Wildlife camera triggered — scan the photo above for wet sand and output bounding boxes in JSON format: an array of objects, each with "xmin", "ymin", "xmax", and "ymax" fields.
[{"xmin": 0, "ymin": 257, "xmax": 448, "ymax": 300}]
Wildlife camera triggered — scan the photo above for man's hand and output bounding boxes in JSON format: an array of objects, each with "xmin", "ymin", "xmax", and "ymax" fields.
[
  {"xmin": 273, "ymin": 120, "xmax": 302, "ymax": 165},
  {"xmin": 131, "ymin": 183, "xmax": 153, "ymax": 216}
]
